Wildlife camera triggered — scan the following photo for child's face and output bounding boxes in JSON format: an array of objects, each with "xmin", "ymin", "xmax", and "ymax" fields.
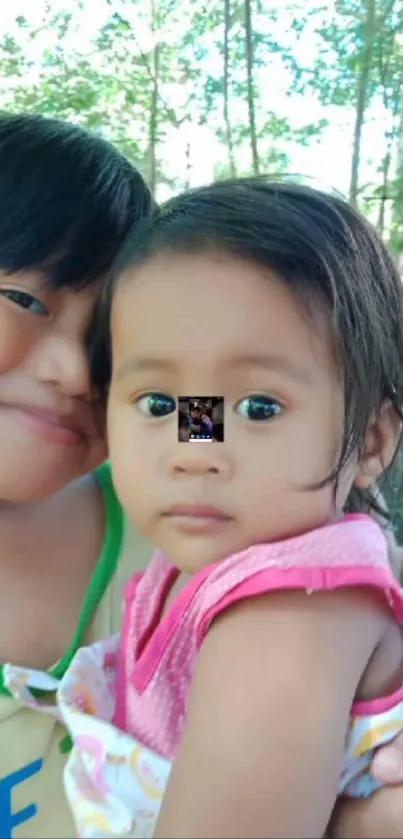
[
  {"xmin": 0, "ymin": 270, "xmax": 106, "ymax": 501},
  {"xmin": 108, "ymin": 251, "xmax": 357, "ymax": 571}
]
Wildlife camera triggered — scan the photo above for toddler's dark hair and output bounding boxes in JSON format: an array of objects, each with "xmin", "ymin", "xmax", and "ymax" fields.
[{"xmin": 95, "ymin": 176, "xmax": 403, "ymax": 515}]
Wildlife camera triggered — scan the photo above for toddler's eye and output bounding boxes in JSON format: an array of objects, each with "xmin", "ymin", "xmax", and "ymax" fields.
[
  {"xmin": 136, "ymin": 393, "xmax": 176, "ymax": 418},
  {"xmin": 0, "ymin": 289, "xmax": 49, "ymax": 316},
  {"xmin": 234, "ymin": 394, "xmax": 282, "ymax": 422}
]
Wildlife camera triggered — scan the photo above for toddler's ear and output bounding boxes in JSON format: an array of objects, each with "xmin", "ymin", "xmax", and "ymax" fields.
[{"xmin": 354, "ymin": 401, "xmax": 401, "ymax": 489}]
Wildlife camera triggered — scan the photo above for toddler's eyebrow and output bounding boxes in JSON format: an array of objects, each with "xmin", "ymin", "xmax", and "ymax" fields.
[
  {"xmin": 114, "ymin": 354, "xmax": 313, "ymax": 386},
  {"xmin": 114, "ymin": 358, "xmax": 175, "ymax": 381},
  {"xmin": 227, "ymin": 354, "xmax": 313, "ymax": 385}
]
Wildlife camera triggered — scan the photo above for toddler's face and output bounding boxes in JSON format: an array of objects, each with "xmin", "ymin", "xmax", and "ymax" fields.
[{"xmin": 107, "ymin": 251, "xmax": 355, "ymax": 572}]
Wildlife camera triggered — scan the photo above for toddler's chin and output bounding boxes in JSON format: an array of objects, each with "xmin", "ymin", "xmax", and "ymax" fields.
[{"xmin": 157, "ymin": 535, "xmax": 238, "ymax": 574}]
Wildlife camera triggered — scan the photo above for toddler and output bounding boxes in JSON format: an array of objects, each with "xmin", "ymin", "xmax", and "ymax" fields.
[{"xmin": 59, "ymin": 178, "xmax": 403, "ymax": 838}]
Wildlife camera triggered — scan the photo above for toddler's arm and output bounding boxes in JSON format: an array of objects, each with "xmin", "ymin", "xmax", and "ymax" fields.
[
  {"xmin": 153, "ymin": 587, "xmax": 388, "ymax": 839},
  {"xmin": 327, "ymin": 509, "xmax": 403, "ymax": 839},
  {"xmin": 331, "ymin": 783, "xmax": 403, "ymax": 838}
]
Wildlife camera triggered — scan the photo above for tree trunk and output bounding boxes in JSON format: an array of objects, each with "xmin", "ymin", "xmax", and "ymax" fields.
[
  {"xmin": 391, "ymin": 109, "xmax": 403, "ymax": 260},
  {"xmin": 377, "ymin": 147, "xmax": 392, "ymax": 235},
  {"xmin": 184, "ymin": 141, "xmax": 191, "ymax": 189},
  {"xmin": 224, "ymin": 0, "xmax": 236, "ymax": 177},
  {"xmin": 349, "ymin": 0, "xmax": 376, "ymax": 206},
  {"xmin": 244, "ymin": 0, "xmax": 259, "ymax": 175},
  {"xmin": 149, "ymin": 0, "xmax": 159, "ymax": 195}
]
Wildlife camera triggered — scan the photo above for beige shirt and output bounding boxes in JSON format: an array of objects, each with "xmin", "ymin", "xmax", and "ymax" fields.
[{"xmin": 0, "ymin": 520, "xmax": 154, "ymax": 839}]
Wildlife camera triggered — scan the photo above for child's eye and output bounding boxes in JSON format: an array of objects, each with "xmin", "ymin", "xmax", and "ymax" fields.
[
  {"xmin": 234, "ymin": 394, "xmax": 283, "ymax": 422},
  {"xmin": 136, "ymin": 392, "xmax": 176, "ymax": 418},
  {"xmin": 0, "ymin": 289, "xmax": 49, "ymax": 316}
]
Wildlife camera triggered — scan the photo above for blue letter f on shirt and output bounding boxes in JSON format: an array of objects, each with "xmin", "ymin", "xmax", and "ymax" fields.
[{"xmin": 0, "ymin": 759, "xmax": 43, "ymax": 838}]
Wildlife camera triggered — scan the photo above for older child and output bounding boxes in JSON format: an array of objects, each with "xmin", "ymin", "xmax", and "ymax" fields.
[{"xmin": 0, "ymin": 112, "xmax": 154, "ymax": 839}]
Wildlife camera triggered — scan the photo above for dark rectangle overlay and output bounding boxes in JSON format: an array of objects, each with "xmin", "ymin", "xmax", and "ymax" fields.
[{"xmin": 178, "ymin": 397, "xmax": 224, "ymax": 442}]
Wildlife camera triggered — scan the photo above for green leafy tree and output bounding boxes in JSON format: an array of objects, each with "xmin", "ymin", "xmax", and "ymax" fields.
[{"xmin": 289, "ymin": 0, "xmax": 403, "ymax": 238}]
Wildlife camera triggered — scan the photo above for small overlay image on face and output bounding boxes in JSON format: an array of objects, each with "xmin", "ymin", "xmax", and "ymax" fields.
[{"xmin": 178, "ymin": 397, "xmax": 224, "ymax": 442}]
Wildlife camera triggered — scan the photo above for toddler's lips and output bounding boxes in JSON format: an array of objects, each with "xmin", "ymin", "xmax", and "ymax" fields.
[
  {"xmin": 165, "ymin": 503, "xmax": 232, "ymax": 519},
  {"xmin": 162, "ymin": 503, "xmax": 234, "ymax": 534}
]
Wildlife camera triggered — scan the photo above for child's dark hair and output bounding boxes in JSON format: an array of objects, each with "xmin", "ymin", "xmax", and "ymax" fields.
[
  {"xmin": 0, "ymin": 111, "xmax": 153, "ymax": 289},
  {"xmin": 97, "ymin": 176, "xmax": 403, "ymax": 515}
]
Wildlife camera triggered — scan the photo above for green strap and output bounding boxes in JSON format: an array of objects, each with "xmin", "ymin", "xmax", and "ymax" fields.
[
  {"xmin": 51, "ymin": 462, "xmax": 123, "ymax": 678},
  {"xmin": 0, "ymin": 461, "xmax": 123, "ymax": 693}
]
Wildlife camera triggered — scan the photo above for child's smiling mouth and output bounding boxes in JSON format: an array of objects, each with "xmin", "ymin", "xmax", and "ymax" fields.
[{"xmin": 0, "ymin": 403, "xmax": 91, "ymax": 446}]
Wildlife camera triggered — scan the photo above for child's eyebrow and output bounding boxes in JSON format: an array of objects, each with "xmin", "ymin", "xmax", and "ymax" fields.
[
  {"xmin": 114, "ymin": 358, "xmax": 175, "ymax": 381},
  {"xmin": 114, "ymin": 354, "xmax": 313, "ymax": 386},
  {"xmin": 227, "ymin": 354, "xmax": 314, "ymax": 385}
]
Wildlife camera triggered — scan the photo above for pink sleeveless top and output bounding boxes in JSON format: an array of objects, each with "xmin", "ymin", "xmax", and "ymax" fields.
[{"xmin": 113, "ymin": 513, "xmax": 403, "ymax": 759}]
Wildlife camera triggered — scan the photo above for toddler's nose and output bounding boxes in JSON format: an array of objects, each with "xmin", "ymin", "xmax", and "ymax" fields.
[{"xmin": 168, "ymin": 443, "xmax": 231, "ymax": 478}]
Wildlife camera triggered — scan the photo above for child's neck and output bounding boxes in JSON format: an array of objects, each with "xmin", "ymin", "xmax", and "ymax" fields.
[
  {"xmin": 0, "ymin": 497, "xmax": 47, "ymax": 559},
  {"xmin": 0, "ymin": 474, "xmax": 105, "ymax": 669}
]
